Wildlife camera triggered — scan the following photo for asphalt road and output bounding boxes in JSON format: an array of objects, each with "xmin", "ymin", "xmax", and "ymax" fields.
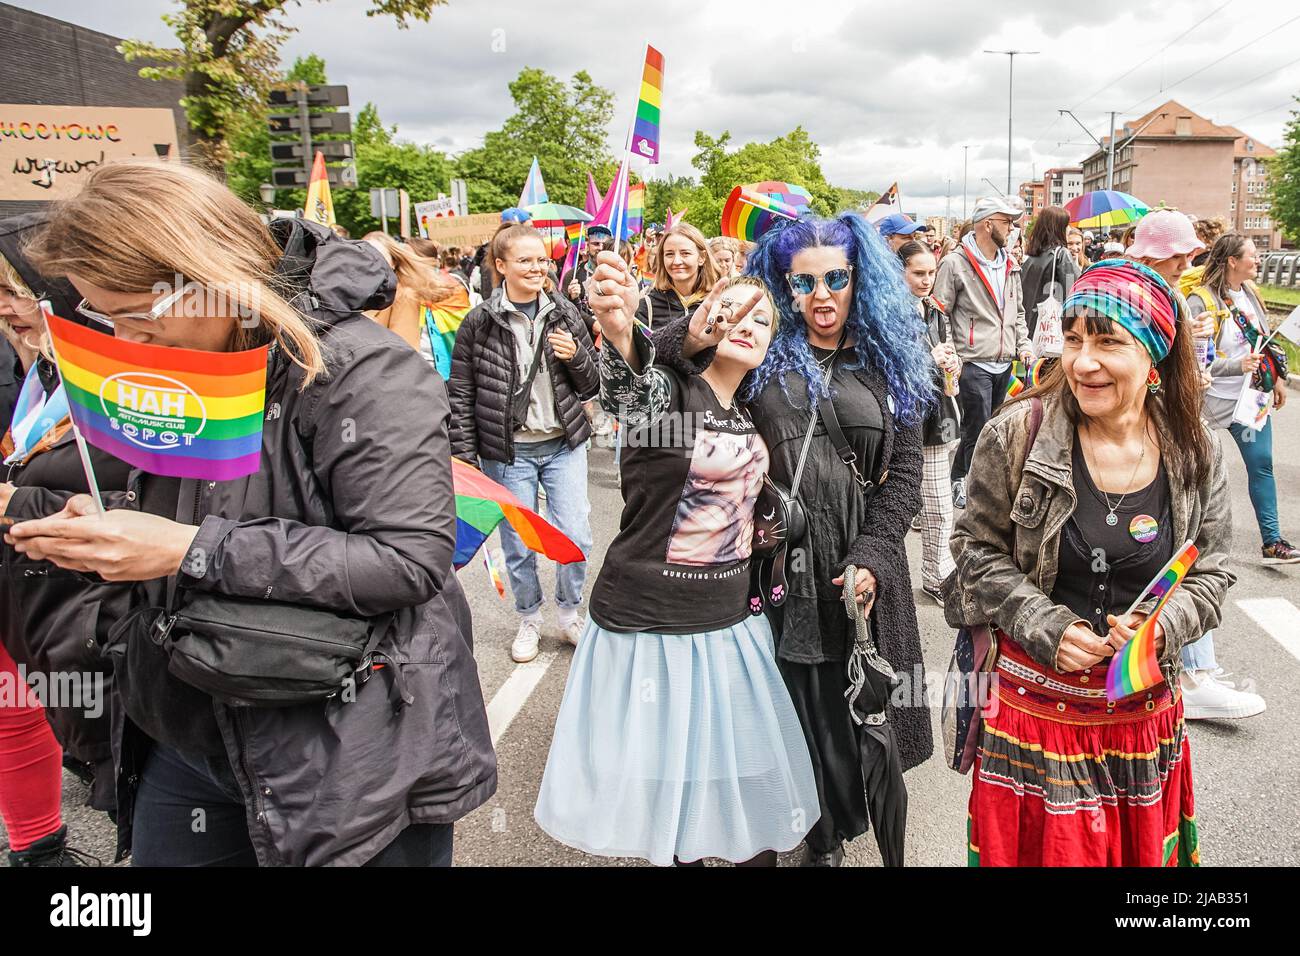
[{"xmin": 9, "ymin": 393, "xmax": 1300, "ymax": 868}]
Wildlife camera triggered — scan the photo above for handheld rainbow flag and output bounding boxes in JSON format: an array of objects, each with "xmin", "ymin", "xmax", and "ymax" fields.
[
  {"xmin": 452, "ymin": 457, "xmax": 584, "ymax": 570},
  {"xmin": 304, "ymin": 151, "xmax": 336, "ymax": 227},
  {"xmin": 1006, "ymin": 374, "xmax": 1025, "ymax": 398},
  {"xmin": 1107, "ymin": 540, "xmax": 1199, "ymax": 700},
  {"xmin": 626, "ymin": 182, "xmax": 645, "ymax": 235},
  {"xmin": 45, "ymin": 313, "xmax": 267, "ymax": 481},
  {"xmin": 483, "ymin": 547, "xmax": 506, "ymax": 598},
  {"xmin": 519, "ymin": 156, "xmax": 548, "ymax": 208},
  {"xmin": 631, "ymin": 45, "xmax": 664, "ymax": 164},
  {"xmin": 720, "ymin": 182, "xmax": 812, "ymax": 241}
]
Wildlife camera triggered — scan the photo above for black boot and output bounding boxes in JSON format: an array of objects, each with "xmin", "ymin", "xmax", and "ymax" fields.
[
  {"xmin": 800, "ymin": 842, "xmax": 845, "ymax": 867},
  {"xmin": 7, "ymin": 825, "xmax": 101, "ymax": 867}
]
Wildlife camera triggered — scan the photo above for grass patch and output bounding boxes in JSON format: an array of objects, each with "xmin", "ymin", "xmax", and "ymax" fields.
[{"xmin": 1260, "ymin": 284, "xmax": 1300, "ymax": 307}]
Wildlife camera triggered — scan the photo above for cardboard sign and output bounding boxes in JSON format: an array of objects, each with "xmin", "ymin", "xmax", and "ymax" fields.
[
  {"xmin": 0, "ymin": 104, "xmax": 180, "ymax": 201},
  {"xmin": 419, "ymin": 212, "xmax": 501, "ymax": 249}
]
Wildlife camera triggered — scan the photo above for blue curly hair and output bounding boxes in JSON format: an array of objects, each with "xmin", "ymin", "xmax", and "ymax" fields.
[{"xmin": 743, "ymin": 212, "xmax": 936, "ymax": 425}]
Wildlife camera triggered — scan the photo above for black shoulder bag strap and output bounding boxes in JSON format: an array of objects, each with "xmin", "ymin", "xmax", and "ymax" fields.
[
  {"xmin": 788, "ymin": 327, "xmax": 848, "ymax": 497},
  {"xmin": 511, "ymin": 313, "xmax": 548, "ymax": 425}
]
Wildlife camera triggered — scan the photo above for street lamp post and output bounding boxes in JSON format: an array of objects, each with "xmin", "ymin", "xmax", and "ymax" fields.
[
  {"xmin": 984, "ymin": 49, "xmax": 1039, "ymax": 196},
  {"xmin": 962, "ymin": 144, "xmax": 973, "ymax": 220}
]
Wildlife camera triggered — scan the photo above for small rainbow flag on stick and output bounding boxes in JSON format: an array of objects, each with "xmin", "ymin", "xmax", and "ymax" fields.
[
  {"xmin": 46, "ymin": 314, "xmax": 267, "ymax": 482},
  {"xmin": 1005, "ymin": 374, "xmax": 1025, "ymax": 399},
  {"xmin": 452, "ymin": 458, "xmax": 584, "ymax": 570},
  {"xmin": 631, "ymin": 45, "xmax": 664, "ymax": 164},
  {"xmin": 1107, "ymin": 540, "xmax": 1199, "ymax": 700}
]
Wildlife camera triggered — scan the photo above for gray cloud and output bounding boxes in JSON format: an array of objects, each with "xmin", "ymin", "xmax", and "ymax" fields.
[{"xmin": 11, "ymin": 0, "xmax": 1299, "ymax": 217}]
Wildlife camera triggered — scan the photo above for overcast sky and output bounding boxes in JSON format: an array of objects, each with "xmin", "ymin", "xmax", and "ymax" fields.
[{"xmin": 13, "ymin": 0, "xmax": 1300, "ymax": 218}]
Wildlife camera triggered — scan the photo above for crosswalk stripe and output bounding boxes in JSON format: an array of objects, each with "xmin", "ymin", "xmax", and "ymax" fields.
[
  {"xmin": 486, "ymin": 652, "xmax": 557, "ymax": 746},
  {"xmin": 1236, "ymin": 598, "xmax": 1300, "ymax": 664}
]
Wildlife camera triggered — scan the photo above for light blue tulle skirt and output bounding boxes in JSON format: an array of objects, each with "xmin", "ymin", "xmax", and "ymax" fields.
[{"xmin": 534, "ymin": 614, "xmax": 820, "ymax": 866}]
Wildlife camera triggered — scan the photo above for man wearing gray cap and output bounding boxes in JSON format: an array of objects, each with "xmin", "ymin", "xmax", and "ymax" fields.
[{"xmin": 932, "ymin": 195, "xmax": 1033, "ymax": 508}]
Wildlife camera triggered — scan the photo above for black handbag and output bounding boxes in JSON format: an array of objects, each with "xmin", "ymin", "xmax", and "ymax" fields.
[{"xmin": 151, "ymin": 592, "xmax": 397, "ymax": 709}]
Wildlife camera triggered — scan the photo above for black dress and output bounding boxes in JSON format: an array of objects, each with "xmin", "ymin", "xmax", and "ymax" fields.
[{"xmin": 751, "ymin": 349, "xmax": 911, "ymax": 862}]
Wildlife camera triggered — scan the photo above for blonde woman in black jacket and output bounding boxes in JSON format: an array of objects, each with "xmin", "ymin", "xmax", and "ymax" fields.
[{"xmin": 448, "ymin": 223, "xmax": 599, "ymax": 663}]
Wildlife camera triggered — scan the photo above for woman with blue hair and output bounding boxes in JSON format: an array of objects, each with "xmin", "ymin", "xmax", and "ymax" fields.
[{"xmin": 736, "ymin": 211, "xmax": 936, "ymax": 865}]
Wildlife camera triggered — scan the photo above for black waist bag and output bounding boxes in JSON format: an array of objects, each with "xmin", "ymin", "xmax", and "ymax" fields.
[{"xmin": 152, "ymin": 594, "xmax": 394, "ymax": 708}]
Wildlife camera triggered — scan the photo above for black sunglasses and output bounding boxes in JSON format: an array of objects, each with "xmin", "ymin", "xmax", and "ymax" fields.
[{"xmin": 786, "ymin": 266, "xmax": 853, "ymax": 296}]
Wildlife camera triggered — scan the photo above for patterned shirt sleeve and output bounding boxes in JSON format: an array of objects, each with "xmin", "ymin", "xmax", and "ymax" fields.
[{"xmin": 599, "ymin": 329, "xmax": 672, "ymax": 429}]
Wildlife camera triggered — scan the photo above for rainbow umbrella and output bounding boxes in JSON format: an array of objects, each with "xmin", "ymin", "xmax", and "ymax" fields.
[
  {"xmin": 525, "ymin": 203, "xmax": 592, "ymax": 259},
  {"xmin": 452, "ymin": 458, "xmax": 585, "ymax": 570},
  {"xmin": 1065, "ymin": 190, "xmax": 1151, "ymax": 230}
]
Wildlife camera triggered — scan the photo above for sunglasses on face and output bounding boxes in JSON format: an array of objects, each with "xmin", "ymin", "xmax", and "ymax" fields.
[
  {"xmin": 786, "ymin": 266, "xmax": 853, "ymax": 296},
  {"xmin": 75, "ymin": 285, "xmax": 188, "ymax": 329}
]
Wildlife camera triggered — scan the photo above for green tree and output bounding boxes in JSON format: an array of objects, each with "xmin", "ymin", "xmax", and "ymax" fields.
[
  {"xmin": 121, "ymin": 0, "xmax": 447, "ymax": 168},
  {"xmin": 833, "ymin": 187, "xmax": 881, "ymax": 213},
  {"xmin": 680, "ymin": 126, "xmax": 842, "ymax": 237},
  {"xmin": 1267, "ymin": 97, "xmax": 1300, "ymax": 244},
  {"xmin": 644, "ymin": 173, "xmax": 696, "ymax": 228},
  {"xmin": 455, "ymin": 67, "xmax": 616, "ymax": 213}
]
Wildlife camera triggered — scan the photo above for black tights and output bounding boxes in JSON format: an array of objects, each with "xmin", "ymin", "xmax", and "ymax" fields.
[{"xmin": 673, "ymin": 850, "xmax": 778, "ymax": 867}]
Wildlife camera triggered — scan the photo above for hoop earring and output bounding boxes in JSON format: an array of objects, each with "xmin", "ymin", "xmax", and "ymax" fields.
[{"xmin": 1146, "ymin": 365, "xmax": 1162, "ymax": 394}]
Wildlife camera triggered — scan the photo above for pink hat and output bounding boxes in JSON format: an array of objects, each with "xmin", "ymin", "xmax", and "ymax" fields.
[{"xmin": 1127, "ymin": 210, "xmax": 1205, "ymax": 261}]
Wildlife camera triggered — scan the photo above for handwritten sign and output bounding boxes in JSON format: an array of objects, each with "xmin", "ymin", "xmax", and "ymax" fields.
[{"xmin": 0, "ymin": 105, "xmax": 180, "ymax": 202}]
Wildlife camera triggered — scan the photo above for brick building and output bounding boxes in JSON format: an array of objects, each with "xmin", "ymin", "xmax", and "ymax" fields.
[
  {"xmin": 1044, "ymin": 167, "xmax": 1083, "ymax": 208},
  {"xmin": 1018, "ymin": 180, "xmax": 1045, "ymax": 219},
  {"xmin": 1226, "ymin": 129, "xmax": 1283, "ymax": 251},
  {"xmin": 1078, "ymin": 99, "xmax": 1284, "ymax": 248},
  {"xmin": 0, "ymin": 2, "xmax": 187, "ymax": 218}
]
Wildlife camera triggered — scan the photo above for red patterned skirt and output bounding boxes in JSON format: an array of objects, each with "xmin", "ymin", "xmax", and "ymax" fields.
[{"xmin": 968, "ymin": 635, "xmax": 1199, "ymax": 867}]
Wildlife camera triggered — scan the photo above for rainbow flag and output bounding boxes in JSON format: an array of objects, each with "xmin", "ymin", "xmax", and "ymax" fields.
[
  {"xmin": 483, "ymin": 548, "xmax": 506, "ymax": 598},
  {"xmin": 1006, "ymin": 374, "xmax": 1025, "ymax": 398},
  {"xmin": 304, "ymin": 151, "xmax": 336, "ymax": 227},
  {"xmin": 452, "ymin": 457, "xmax": 584, "ymax": 569},
  {"xmin": 1029, "ymin": 357, "xmax": 1050, "ymax": 387},
  {"xmin": 720, "ymin": 182, "xmax": 811, "ymax": 241},
  {"xmin": 631, "ymin": 45, "xmax": 664, "ymax": 164},
  {"xmin": 422, "ymin": 277, "xmax": 472, "ymax": 378},
  {"xmin": 46, "ymin": 313, "xmax": 267, "ymax": 481},
  {"xmin": 1107, "ymin": 541, "xmax": 1199, "ymax": 700},
  {"xmin": 626, "ymin": 182, "xmax": 645, "ymax": 235},
  {"xmin": 561, "ymin": 223, "xmax": 585, "ymax": 281}
]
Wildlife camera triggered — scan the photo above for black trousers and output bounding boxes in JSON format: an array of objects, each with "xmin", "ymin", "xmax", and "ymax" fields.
[
  {"xmin": 951, "ymin": 363, "xmax": 1012, "ymax": 482},
  {"xmin": 131, "ymin": 742, "xmax": 453, "ymax": 867}
]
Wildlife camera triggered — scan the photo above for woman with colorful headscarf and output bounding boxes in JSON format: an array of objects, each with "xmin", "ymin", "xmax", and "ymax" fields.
[
  {"xmin": 948, "ymin": 259, "xmax": 1234, "ymax": 866},
  {"xmin": 740, "ymin": 212, "xmax": 937, "ymax": 866}
]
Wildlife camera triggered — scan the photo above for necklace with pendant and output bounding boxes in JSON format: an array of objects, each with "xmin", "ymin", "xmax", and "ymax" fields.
[{"xmin": 1086, "ymin": 425, "xmax": 1147, "ymax": 526}]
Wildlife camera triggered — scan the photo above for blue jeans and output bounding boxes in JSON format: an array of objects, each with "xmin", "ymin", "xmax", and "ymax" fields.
[
  {"xmin": 1181, "ymin": 630, "xmax": 1217, "ymax": 672},
  {"xmin": 132, "ymin": 743, "xmax": 453, "ymax": 866},
  {"xmin": 1228, "ymin": 417, "xmax": 1280, "ymax": 546},
  {"xmin": 480, "ymin": 437, "xmax": 592, "ymax": 616}
]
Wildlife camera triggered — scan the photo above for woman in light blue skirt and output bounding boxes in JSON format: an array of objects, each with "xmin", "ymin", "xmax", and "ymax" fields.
[{"xmin": 535, "ymin": 265, "xmax": 819, "ymax": 866}]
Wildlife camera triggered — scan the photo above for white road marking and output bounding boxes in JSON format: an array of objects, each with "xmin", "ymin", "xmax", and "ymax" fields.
[
  {"xmin": 486, "ymin": 651, "xmax": 557, "ymax": 746},
  {"xmin": 1236, "ymin": 598, "xmax": 1300, "ymax": 664}
]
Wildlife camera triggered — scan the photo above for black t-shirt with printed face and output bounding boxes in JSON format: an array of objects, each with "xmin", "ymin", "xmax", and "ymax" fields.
[{"xmin": 589, "ymin": 370, "xmax": 770, "ymax": 634}]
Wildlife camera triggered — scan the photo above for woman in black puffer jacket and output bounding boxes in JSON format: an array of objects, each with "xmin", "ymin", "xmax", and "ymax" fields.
[{"xmin": 448, "ymin": 223, "xmax": 598, "ymax": 664}]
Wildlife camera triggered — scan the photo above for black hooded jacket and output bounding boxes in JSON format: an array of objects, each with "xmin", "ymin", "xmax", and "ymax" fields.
[
  {"xmin": 0, "ymin": 212, "xmax": 131, "ymax": 808},
  {"xmin": 448, "ymin": 286, "xmax": 598, "ymax": 464},
  {"xmin": 34, "ymin": 220, "xmax": 496, "ymax": 864}
]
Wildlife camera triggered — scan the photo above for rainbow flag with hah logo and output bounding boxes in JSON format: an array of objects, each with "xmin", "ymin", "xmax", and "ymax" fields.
[
  {"xmin": 45, "ymin": 313, "xmax": 268, "ymax": 481},
  {"xmin": 631, "ymin": 45, "xmax": 664, "ymax": 164},
  {"xmin": 1107, "ymin": 541, "xmax": 1199, "ymax": 700}
]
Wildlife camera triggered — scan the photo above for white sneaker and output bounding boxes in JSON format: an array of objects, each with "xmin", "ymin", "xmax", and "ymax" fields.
[
  {"xmin": 511, "ymin": 618, "xmax": 542, "ymax": 663},
  {"xmin": 1180, "ymin": 668, "xmax": 1266, "ymax": 720},
  {"xmin": 558, "ymin": 614, "xmax": 584, "ymax": 647}
]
